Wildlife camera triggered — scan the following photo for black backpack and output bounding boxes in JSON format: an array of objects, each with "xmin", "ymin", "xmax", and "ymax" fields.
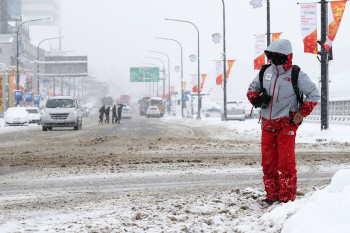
[{"xmin": 259, "ymin": 64, "xmax": 304, "ymax": 106}]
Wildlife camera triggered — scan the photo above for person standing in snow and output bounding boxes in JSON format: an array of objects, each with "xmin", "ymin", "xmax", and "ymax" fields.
[
  {"xmin": 247, "ymin": 39, "xmax": 320, "ymax": 205},
  {"xmin": 105, "ymin": 106, "xmax": 110, "ymax": 124},
  {"xmin": 117, "ymin": 104, "xmax": 124, "ymax": 124},
  {"xmin": 112, "ymin": 105, "xmax": 117, "ymax": 124},
  {"xmin": 99, "ymin": 105, "xmax": 105, "ymax": 124}
]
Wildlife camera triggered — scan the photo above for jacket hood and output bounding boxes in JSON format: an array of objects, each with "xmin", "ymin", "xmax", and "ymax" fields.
[
  {"xmin": 264, "ymin": 39, "xmax": 293, "ymax": 55},
  {"xmin": 265, "ymin": 39, "xmax": 293, "ymax": 73}
]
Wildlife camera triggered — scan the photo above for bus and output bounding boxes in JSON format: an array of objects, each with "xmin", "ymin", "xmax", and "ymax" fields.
[{"xmin": 149, "ymin": 97, "xmax": 165, "ymax": 117}]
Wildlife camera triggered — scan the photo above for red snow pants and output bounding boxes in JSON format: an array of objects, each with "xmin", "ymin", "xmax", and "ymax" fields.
[{"xmin": 261, "ymin": 124, "xmax": 298, "ymax": 202}]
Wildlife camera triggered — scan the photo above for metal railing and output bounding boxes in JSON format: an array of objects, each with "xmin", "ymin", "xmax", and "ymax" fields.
[{"xmin": 305, "ymin": 99, "xmax": 350, "ymax": 124}]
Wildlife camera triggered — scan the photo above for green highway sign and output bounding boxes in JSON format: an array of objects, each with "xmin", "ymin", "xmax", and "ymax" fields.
[{"xmin": 130, "ymin": 67, "xmax": 159, "ymax": 82}]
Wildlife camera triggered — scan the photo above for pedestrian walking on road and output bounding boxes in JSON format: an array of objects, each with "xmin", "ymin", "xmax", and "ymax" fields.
[
  {"xmin": 112, "ymin": 105, "xmax": 117, "ymax": 124},
  {"xmin": 247, "ymin": 39, "xmax": 320, "ymax": 205},
  {"xmin": 105, "ymin": 106, "xmax": 110, "ymax": 124},
  {"xmin": 117, "ymin": 104, "xmax": 124, "ymax": 124},
  {"xmin": 99, "ymin": 105, "xmax": 105, "ymax": 124}
]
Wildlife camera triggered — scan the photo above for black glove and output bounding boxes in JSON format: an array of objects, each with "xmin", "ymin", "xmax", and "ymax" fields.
[{"xmin": 252, "ymin": 97, "xmax": 263, "ymax": 108}]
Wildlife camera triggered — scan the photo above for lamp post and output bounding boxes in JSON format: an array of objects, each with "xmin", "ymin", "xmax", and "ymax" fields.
[
  {"xmin": 145, "ymin": 57, "xmax": 165, "ymax": 99},
  {"xmin": 148, "ymin": 51, "xmax": 171, "ymax": 115},
  {"xmin": 16, "ymin": 17, "xmax": 50, "ymax": 105},
  {"xmin": 141, "ymin": 62, "xmax": 159, "ymax": 97},
  {"xmin": 37, "ymin": 36, "xmax": 63, "ymax": 96},
  {"xmin": 165, "ymin": 18, "xmax": 201, "ymax": 119},
  {"xmin": 155, "ymin": 37, "xmax": 184, "ymax": 118},
  {"xmin": 212, "ymin": 0, "xmax": 228, "ymax": 121}
]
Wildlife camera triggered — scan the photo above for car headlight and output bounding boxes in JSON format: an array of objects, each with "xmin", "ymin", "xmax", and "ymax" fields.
[{"xmin": 70, "ymin": 111, "xmax": 77, "ymax": 117}]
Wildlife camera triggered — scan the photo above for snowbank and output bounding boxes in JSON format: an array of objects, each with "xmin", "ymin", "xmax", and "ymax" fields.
[
  {"xmin": 282, "ymin": 169, "xmax": 350, "ymax": 233},
  {"xmin": 0, "ymin": 118, "xmax": 40, "ymax": 134}
]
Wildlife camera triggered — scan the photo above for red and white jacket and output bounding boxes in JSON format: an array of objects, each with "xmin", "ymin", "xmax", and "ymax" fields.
[{"xmin": 247, "ymin": 39, "xmax": 320, "ymax": 132}]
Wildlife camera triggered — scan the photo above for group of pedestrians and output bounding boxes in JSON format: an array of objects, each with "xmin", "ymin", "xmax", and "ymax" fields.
[{"xmin": 98, "ymin": 104, "xmax": 124, "ymax": 124}]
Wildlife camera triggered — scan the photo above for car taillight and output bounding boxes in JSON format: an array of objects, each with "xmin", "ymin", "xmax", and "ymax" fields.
[{"xmin": 243, "ymin": 109, "xmax": 245, "ymax": 114}]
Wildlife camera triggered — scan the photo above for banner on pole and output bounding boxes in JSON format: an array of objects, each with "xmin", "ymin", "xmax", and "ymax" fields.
[
  {"xmin": 0, "ymin": 74, "xmax": 4, "ymax": 113},
  {"xmin": 201, "ymin": 74, "xmax": 207, "ymax": 90},
  {"xmin": 9, "ymin": 75, "xmax": 16, "ymax": 107},
  {"xmin": 324, "ymin": 1, "xmax": 347, "ymax": 52},
  {"xmin": 272, "ymin": 33, "xmax": 282, "ymax": 42},
  {"xmin": 254, "ymin": 34, "xmax": 266, "ymax": 70},
  {"xmin": 184, "ymin": 82, "xmax": 187, "ymax": 90},
  {"xmin": 300, "ymin": 3, "xmax": 318, "ymax": 54},
  {"xmin": 216, "ymin": 60, "xmax": 235, "ymax": 85},
  {"xmin": 215, "ymin": 61, "xmax": 222, "ymax": 85},
  {"xmin": 191, "ymin": 74, "xmax": 198, "ymax": 93},
  {"xmin": 19, "ymin": 74, "xmax": 26, "ymax": 92}
]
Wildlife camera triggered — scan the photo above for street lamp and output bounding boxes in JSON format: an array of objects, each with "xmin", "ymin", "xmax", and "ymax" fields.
[
  {"xmin": 148, "ymin": 51, "xmax": 171, "ymax": 115},
  {"xmin": 155, "ymin": 37, "xmax": 185, "ymax": 117},
  {"xmin": 175, "ymin": 66, "xmax": 180, "ymax": 73},
  {"xmin": 212, "ymin": 0, "xmax": 228, "ymax": 121},
  {"xmin": 37, "ymin": 36, "xmax": 63, "ymax": 96},
  {"xmin": 145, "ymin": 57, "xmax": 166, "ymax": 99},
  {"xmin": 165, "ymin": 18, "xmax": 201, "ymax": 119},
  {"xmin": 16, "ymin": 17, "xmax": 50, "ymax": 105},
  {"xmin": 250, "ymin": 0, "xmax": 270, "ymax": 46}
]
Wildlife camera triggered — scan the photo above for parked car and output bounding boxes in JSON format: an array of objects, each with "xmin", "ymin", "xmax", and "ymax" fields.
[
  {"xmin": 40, "ymin": 96, "xmax": 83, "ymax": 131},
  {"xmin": 26, "ymin": 107, "xmax": 41, "ymax": 124},
  {"xmin": 202, "ymin": 107, "xmax": 221, "ymax": 118},
  {"xmin": 4, "ymin": 107, "xmax": 29, "ymax": 126},
  {"xmin": 222, "ymin": 100, "xmax": 245, "ymax": 121},
  {"xmin": 146, "ymin": 106, "xmax": 160, "ymax": 118},
  {"xmin": 121, "ymin": 106, "xmax": 132, "ymax": 119}
]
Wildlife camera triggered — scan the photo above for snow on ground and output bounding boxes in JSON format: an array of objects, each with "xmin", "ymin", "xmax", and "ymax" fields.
[
  {"xmin": 161, "ymin": 115, "xmax": 350, "ymax": 144},
  {"xmin": 1, "ymin": 169, "xmax": 349, "ymax": 233}
]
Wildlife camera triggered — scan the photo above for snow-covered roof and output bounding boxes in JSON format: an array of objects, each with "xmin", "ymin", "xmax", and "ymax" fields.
[
  {"xmin": 150, "ymin": 97, "xmax": 163, "ymax": 100},
  {"xmin": 47, "ymin": 96, "xmax": 75, "ymax": 100}
]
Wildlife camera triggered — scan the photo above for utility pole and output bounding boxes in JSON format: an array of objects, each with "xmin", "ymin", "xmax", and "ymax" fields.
[
  {"xmin": 267, "ymin": 0, "xmax": 271, "ymax": 46},
  {"xmin": 320, "ymin": 0, "xmax": 329, "ymax": 130}
]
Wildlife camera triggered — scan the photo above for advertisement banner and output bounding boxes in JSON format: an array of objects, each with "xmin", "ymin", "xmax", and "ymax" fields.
[
  {"xmin": 272, "ymin": 33, "xmax": 282, "ymax": 42},
  {"xmin": 324, "ymin": 1, "xmax": 347, "ymax": 52},
  {"xmin": 49, "ymin": 87, "xmax": 53, "ymax": 97},
  {"xmin": 20, "ymin": 74, "xmax": 26, "ymax": 91},
  {"xmin": 300, "ymin": 3, "xmax": 318, "ymax": 54},
  {"xmin": 191, "ymin": 74, "xmax": 198, "ymax": 93},
  {"xmin": 184, "ymin": 82, "xmax": 187, "ymax": 90},
  {"xmin": 9, "ymin": 75, "xmax": 16, "ymax": 107},
  {"xmin": 215, "ymin": 60, "xmax": 235, "ymax": 85},
  {"xmin": 215, "ymin": 61, "xmax": 223, "ymax": 85},
  {"xmin": 201, "ymin": 74, "xmax": 207, "ymax": 90},
  {"xmin": 254, "ymin": 34, "xmax": 266, "ymax": 70},
  {"xmin": 0, "ymin": 74, "xmax": 4, "ymax": 113}
]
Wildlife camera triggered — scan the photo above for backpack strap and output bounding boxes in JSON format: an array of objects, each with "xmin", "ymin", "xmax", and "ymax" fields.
[
  {"xmin": 291, "ymin": 65, "xmax": 303, "ymax": 106},
  {"xmin": 259, "ymin": 64, "xmax": 272, "ymax": 93}
]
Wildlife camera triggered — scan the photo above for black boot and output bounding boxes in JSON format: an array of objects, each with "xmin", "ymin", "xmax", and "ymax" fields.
[{"xmin": 262, "ymin": 199, "xmax": 275, "ymax": 206}]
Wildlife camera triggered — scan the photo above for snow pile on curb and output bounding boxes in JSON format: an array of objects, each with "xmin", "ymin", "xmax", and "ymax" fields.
[{"xmin": 282, "ymin": 169, "xmax": 350, "ymax": 233}]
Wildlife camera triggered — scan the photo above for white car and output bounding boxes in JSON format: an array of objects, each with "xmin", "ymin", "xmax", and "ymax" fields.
[
  {"xmin": 26, "ymin": 107, "xmax": 41, "ymax": 124},
  {"xmin": 4, "ymin": 107, "xmax": 29, "ymax": 126},
  {"xmin": 222, "ymin": 100, "xmax": 246, "ymax": 121},
  {"xmin": 146, "ymin": 106, "xmax": 160, "ymax": 118},
  {"xmin": 202, "ymin": 107, "xmax": 221, "ymax": 118},
  {"xmin": 121, "ymin": 106, "xmax": 132, "ymax": 119}
]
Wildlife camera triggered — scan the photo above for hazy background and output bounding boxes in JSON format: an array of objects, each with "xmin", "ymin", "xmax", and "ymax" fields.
[{"xmin": 30, "ymin": 0, "xmax": 350, "ymax": 101}]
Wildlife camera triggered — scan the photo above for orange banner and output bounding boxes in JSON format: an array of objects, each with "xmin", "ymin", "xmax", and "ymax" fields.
[
  {"xmin": 272, "ymin": 33, "xmax": 282, "ymax": 42},
  {"xmin": 216, "ymin": 60, "xmax": 235, "ymax": 85},
  {"xmin": 254, "ymin": 34, "xmax": 266, "ymax": 70},
  {"xmin": 0, "ymin": 74, "xmax": 4, "ymax": 113},
  {"xmin": 324, "ymin": 1, "xmax": 347, "ymax": 52},
  {"xmin": 191, "ymin": 74, "xmax": 198, "ymax": 93},
  {"xmin": 49, "ymin": 87, "xmax": 53, "ymax": 97},
  {"xmin": 300, "ymin": 3, "xmax": 318, "ymax": 54},
  {"xmin": 201, "ymin": 74, "xmax": 207, "ymax": 90},
  {"xmin": 184, "ymin": 82, "xmax": 187, "ymax": 90},
  {"xmin": 9, "ymin": 75, "xmax": 16, "ymax": 107}
]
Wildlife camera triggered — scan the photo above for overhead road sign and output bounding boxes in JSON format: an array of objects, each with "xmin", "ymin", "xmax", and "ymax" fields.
[{"xmin": 130, "ymin": 67, "xmax": 159, "ymax": 82}]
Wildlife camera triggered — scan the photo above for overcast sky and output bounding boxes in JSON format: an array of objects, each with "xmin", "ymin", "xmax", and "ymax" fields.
[{"xmin": 31, "ymin": 0, "xmax": 350, "ymax": 101}]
